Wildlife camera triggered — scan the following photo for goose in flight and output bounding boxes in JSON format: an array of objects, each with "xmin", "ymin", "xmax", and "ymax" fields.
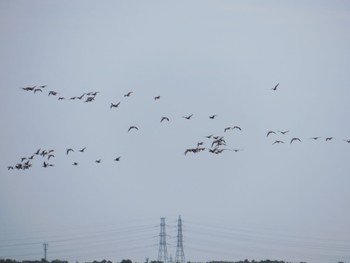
[
  {"xmin": 290, "ymin": 138, "xmax": 301, "ymax": 144},
  {"xmin": 182, "ymin": 114, "xmax": 193, "ymax": 120},
  {"xmin": 95, "ymin": 159, "xmax": 101, "ymax": 163},
  {"xmin": 66, "ymin": 148, "xmax": 74, "ymax": 155},
  {"xmin": 161, "ymin": 117, "xmax": 170, "ymax": 122},
  {"xmin": 79, "ymin": 147, "xmax": 86, "ymax": 152},
  {"xmin": 267, "ymin": 131, "xmax": 276, "ymax": 137},
  {"xmin": 22, "ymin": 86, "xmax": 36, "ymax": 91},
  {"xmin": 272, "ymin": 83, "xmax": 279, "ymax": 91},
  {"xmin": 34, "ymin": 88, "xmax": 43, "ymax": 93},
  {"xmin": 209, "ymin": 115, "xmax": 217, "ymax": 119},
  {"xmin": 325, "ymin": 137, "xmax": 333, "ymax": 141},
  {"xmin": 124, "ymin": 91, "xmax": 133, "ymax": 97},
  {"xmin": 7, "ymin": 166, "xmax": 14, "ymax": 170},
  {"xmin": 110, "ymin": 102, "xmax": 121, "ymax": 109},
  {"xmin": 48, "ymin": 91, "xmax": 58, "ymax": 96},
  {"xmin": 47, "ymin": 154, "xmax": 55, "ymax": 160},
  {"xmin": 232, "ymin": 126, "xmax": 242, "ymax": 131},
  {"xmin": 344, "ymin": 139, "xmax": 350, "ymax": 143},
  {"xmin": 229, "ymin": 149, "xmax": 244, "ymax": 152},
  {"xmin": 154, "ymin": 96, "xmax": 161, "ymax": 100},
  {"xmin": 128, "ymin": 126, "xmax": 139, "ymax": 132},
  {"xmin": 310, "ymin": 137, "xmax": 321, "ymax": 140},
  {"xmin": 272, "ymin": 140, "xmax": 284, "ymax": 145},
  {"xmin": 278, "ymin": 130, "xmax": 290, "ymax": 135},
  {"xmin": 114, "ymin": 157, "xmax": 121, "ymax": 161},
  {"xmin": 72, "ymin": 162, "xmax": 78, "ymax": 166}
]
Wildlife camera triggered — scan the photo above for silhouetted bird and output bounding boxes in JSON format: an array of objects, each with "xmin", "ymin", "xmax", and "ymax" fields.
[
  {"xmin": 326, "ymin": 137, "xmax": 333, "ymax": 141},
  {"xmin": 66, "ymin": 148, "xmax": 74, "ymax": 155},
  {"xmin": 22, "ymin": 86, "xmax": 36, "ymax": 91},
  {"xmin": 7, "ymin": 166, "xmax": 14, "ymax": 170},
  {"xmin": 58, "ymin": 97, "xmax": 65, "ymax": 100},
  {"xmin": 79, "ymin": 147, "xmax": 86, "ymax": 152},
  {"xmin": 182, "ymin": 114, "xmax": 193, "ymax": 120},
  {"xmin": 229, "ymin": 149, "xmax": 244, "ymax": 152},
  {"xmin": 40, "ymin": 85, "xmax": 47, "ymax": 88},
  {"xmin": 124, "ymin": 91, "xmax": 133, "ymax": 97},
  {"xmin": 48, "ymin": 91, "xmax": 58, "ymax": 96},
  {"xmin": 110, "ymin": 102, "xmax": 121, "ymax": 109},
  {"xmin": 273, "ymin": 140, "xmax": 284, "ymax": 145},
  {"xmin": 47, "ymin": 154, "xmax": 55, "ymax": 160},
  {"xmin": 73, "ymin": 162, "xmax": 78, "ymax": 166},
  {"xmin": 154, "ymin": 96, "xmax": 161, "ymax": 100},
  {"xmin": 128, "ymin": 126, "xmax": 138, "ymax": 132},
  {"xmin": 310, "ymin": 137, "xmax": 321, "ymax": 140},
  {"xmin": 290, "ymin": 138, "xmax": 301, "ymax": 144},
  {"xmin": 77, "ymin": 94, "xmax": 85, "ymax": 100},
  {"xmin": 114, "ymin": 157, "xmax": 121, "ymax": 161},
  {"xmin": 344, "ymin": 139, "xmax": 350, "ymax": 143},
  {"xmin": 34, "ymin": 88, "xmax": 42, "ymax": 93},
  {"xmin": 95, "ymin": 159, "xmax": 101, "ymax": 163},
  {"xmin": 224, "ymin": 127, "xmax": 231, "ymax": 132},
  {"xmin": 267, "ymin": 131, "xmax": 276, "ymax": 137},
  {"xmin": 161, "ymin": 117, "xmax": 170, "ymax": 122},
  {"xmin": 209, "ymin": 115, "xmax": 217, "ymax": 119},
  {"xmin": 205, "ymin": 135, "xmax": 213, "ymax": 139},
  {"xmin": 272, "ymin": 83, "xmax": 279, "ymax": 90},
  {"xmin": 43, "ymin": 162, "xmax": 53, "ymax": 168},
  {"xmin": 232, "ymin": 126, "xmax": 242, "ymax": 131},
  {"xmin": 278, "ymin": 130, "xmax": 290, "ymax": 135}
]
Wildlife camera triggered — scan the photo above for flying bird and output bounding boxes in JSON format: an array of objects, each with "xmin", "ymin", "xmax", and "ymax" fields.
[
  {"xmin": 34, "ymin": 88, "xmax": 43, "ymax": 93},
  {"xmin": 290, "ymin": 138, "xmax": 301, "ymax": 144},
  {"xmin": 272, "ymin": 83, "xmax": 279, "ymax": 91},
  {"xmin": 66, "ymin": 148, "xmax": 74, "ymax": 155},
  {"xmin": 344, "ymin": 139, "xmax": 350, "ymax": 143},
  {"xmin": 72, "ymin": 162, "xmax": 78, "ymax": 166},
  {"xmin": 230, "ymin": 149, "xmax": 244, "ymax": 152},
  {"xmin": 128, "ymin": 126, "xmax": 139, "ymax": 132},
  {"xmin": 161, "ymin": 117, "xmax": 170, "ymax": 122},
  {"xmin": 267, "ymin": 131, "xmax": 276, "ymax": 137},
  {"xmin": 310, "ymin": 137, "xmax": 321, "ymax": 140},
  {"xmin": 209, "ymin": 115, "xmax": 217, "ymax": 119},
  {"xmin": 154, "ymin": 96, "xmax": 161, "ymax": 100},
  {"xmin": 272, "ymin": 140, "xmax": 284, "ymax": 145},
  {"xmin": 47, "ymin": 154, "xmax": 55, "ymax": 160},
  {"xmin": 325, "ymin": 137, "xmax": 333, "ymax": 141},
  {"xmin": 7, "ymin": 166, "xmax": 14, "ymax": 170},
  {"xmin": 79, "ymin": 147, "xmax": 86, "ymax": 152},
  {"xmin": 232, "ymin": 126, "xmax": 242, "ymax": 131},
  {"xmin": 114, "ymin": 157, "xmax": 121, "ymax": 161},
  {"xmin": 95, "ymin": 159, "xmax": 101, "ymax": 163},
  {"xmin": 124, "ymin": 91, "xmax": 133, "ymax": 97},
  {"xmin": 110, "ymin": 102, "xmax": 121, "ymax": 109},
  {"xmin": 48, "ymin": 91, "xmax": 58, "ymax": 96},
  {"xmin": 278, "ymin": 130, "xmax": 290, "ymax": 135},
  {"xmin": 182, "ymin": 114, "xmax": 193, "ymax": 120}
]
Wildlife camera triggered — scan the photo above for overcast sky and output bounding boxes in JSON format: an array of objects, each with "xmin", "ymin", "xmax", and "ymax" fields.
[{"xmin": 1, "ymin": 1, "xmax": 350, "ymax": 263}]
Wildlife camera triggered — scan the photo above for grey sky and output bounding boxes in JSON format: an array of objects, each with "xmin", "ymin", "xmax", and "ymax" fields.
[{"xmin": 1, "ymin": 1, "xmax": 350, "ymax": 263}]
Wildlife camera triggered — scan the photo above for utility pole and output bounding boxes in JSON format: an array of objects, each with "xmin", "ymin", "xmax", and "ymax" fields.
[
  {"xmin": 158, "ymin": 217, "xmax": 168, "ymax": 263},
  {"xmin": 175, "ymin": 216, "xmax": 185, "ymax": 263},
  {"xmin": 43, "ymin": 243, "xmax": 48, "ymax": 261}
]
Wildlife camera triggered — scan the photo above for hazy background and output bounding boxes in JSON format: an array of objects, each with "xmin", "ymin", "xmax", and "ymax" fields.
[{"xmin": 1, "ymin": 1, "xmax": 350, "ymax": 263}]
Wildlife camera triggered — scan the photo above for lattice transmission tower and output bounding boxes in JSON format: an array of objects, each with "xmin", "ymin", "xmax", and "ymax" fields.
[
  {"xmin": 175, "ymin": 216, "xmax": 185, "ymax": 263},
  {"xmin": 158, "ymin": 217, "xmax": 168, "ymax": 263}
]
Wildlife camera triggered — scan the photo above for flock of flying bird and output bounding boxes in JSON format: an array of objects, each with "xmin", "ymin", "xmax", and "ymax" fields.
[{"xmin": 6, "ymin": 83, "xmax": 350, "ymax": 172}]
